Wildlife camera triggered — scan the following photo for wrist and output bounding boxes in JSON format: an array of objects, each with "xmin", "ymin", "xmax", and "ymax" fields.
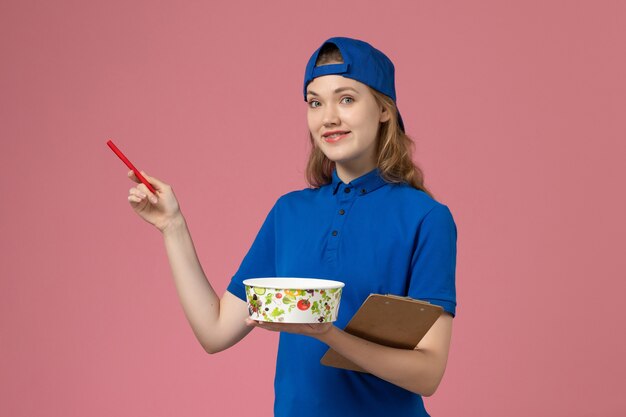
[
  {"xmin": 160, "ymin": 213, "xmax": 186, "ymax": 235},
  {"xmin": 315, "ymin": 324, "xmax": 339, "ymax": 344}
]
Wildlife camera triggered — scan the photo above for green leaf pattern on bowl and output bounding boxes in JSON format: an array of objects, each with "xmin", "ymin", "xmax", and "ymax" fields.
[{"xmin": 245, "ymin": 285, "xmax": 342, "ymax": 323}]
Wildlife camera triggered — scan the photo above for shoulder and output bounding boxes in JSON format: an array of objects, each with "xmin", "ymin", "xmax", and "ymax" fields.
[
  {"xmin": 279, "ymin": 186, "xmax": 320, "ymax": 200},
  {"xmin": 386, "ymin": 182, "xmax": 455, "ymax": 224},
  {"xmin": 274, "ymin": 184, "xmax": 328, "ymax": 208}
]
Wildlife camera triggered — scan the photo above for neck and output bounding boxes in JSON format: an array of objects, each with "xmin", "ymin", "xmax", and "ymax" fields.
[{"xmin": 335, "ymin": 161, "xmax": 377, "ymax": 184}]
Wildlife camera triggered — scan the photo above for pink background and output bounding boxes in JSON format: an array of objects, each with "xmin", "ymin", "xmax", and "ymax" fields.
[{"xmin": 1, "ymin": 1, "xmax": 625, "ymax": 415}]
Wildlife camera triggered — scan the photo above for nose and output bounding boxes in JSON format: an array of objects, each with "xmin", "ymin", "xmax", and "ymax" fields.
[{"xmin": 322, "ymin": 103, "xmax": 340, "ymax": 127}]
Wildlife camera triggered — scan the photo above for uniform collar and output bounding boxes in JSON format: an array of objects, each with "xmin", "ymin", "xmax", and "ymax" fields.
[{"xmin": 331, "ymin": 167, "xmax": 388, "ymax": 195}]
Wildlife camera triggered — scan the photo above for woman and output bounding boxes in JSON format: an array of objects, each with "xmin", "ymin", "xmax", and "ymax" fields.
[{"xmin": 127, "ymin": 37, "xmax": 457, "ymax": 417}]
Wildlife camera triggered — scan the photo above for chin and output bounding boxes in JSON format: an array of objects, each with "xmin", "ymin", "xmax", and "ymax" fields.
[{"xmin": 319, "ymin": 146, "xmax": 352, "ymax": 160}]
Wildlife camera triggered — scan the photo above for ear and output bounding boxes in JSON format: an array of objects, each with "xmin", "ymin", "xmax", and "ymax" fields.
[{"xmin": 379, "ymin": 106, "xmax": 391, "ymax": 123}]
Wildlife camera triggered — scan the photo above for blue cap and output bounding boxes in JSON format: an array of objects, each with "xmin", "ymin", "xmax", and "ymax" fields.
[{"xmin": 303, "ymin": 36, "xmax": 405, "ymax": 133}]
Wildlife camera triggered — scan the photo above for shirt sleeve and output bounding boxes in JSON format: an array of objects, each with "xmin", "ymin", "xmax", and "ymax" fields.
[
  {"xmin": 407, "ymin": 203, "xmax": 458, "ymax": 317},
  {"xmin": 226, "ymin": 199, "xmax": 279, "ymax": 301}
]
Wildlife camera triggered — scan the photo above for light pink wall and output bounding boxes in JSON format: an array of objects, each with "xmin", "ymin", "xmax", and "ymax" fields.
[{"xmin": 1, "ymin": 1, "xmax": 625, "ymax": 415}]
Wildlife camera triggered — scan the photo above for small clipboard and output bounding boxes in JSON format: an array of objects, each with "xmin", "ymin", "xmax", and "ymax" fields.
[{"xmin": 320, "ymin": 294, "xmax": 443, "ymax": 373}]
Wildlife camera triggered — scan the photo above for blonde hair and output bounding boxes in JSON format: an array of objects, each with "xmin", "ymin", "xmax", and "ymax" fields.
[{"xmin": 304, "ymin": 43, "xmax": 434, "ymax": 199}]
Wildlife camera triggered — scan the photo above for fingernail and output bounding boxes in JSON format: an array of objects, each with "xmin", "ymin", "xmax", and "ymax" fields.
[{"xmin": 150, "ymin": 197, "xmax": 157, "ymax": 203}]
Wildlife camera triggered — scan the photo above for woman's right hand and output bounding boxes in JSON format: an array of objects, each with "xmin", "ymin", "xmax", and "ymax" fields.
[{"xmin": 127, "ymin": 170, "xmax": 182, "ymax": 233}]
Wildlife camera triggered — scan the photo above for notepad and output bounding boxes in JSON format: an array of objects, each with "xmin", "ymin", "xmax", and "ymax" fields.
[{"xmin": 320, "ymin": 294, "xmax": 443, "ymax": 373}]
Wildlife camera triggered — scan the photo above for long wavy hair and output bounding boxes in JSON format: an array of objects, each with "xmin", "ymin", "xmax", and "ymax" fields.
[{"xmin": 304, "ymin": 42, "xmax": 434, "ymax": 199}]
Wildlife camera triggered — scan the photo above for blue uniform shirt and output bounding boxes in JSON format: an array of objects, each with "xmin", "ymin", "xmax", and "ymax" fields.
[{"xmin": 227, "ymin": 167, "xmax": 457, "ymax": 417}]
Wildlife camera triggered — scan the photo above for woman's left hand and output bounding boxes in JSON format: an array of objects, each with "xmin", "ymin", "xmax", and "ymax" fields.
[{"xmin": 245, "ymin": 318, "xmax": 333, "ymax": 338}]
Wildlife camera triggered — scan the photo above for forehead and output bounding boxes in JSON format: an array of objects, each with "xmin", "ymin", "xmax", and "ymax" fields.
[{"xmin": 306, "ymin": 75, "xmax": 367, "ymax": 95}]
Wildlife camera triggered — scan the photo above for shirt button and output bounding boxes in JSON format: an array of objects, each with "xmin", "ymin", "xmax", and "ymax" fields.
[
  {"xmin": 360, "ymin": 188, "xmax": 366, "ymax": 194},
  {"xmin": 344, "ymin": 187, "xmax": 351, "ymax": 193},
  {"xmin": 338, "ymin": 209, "xmax": 345, "ymax": 215},
  {"xmin": 332, "ymin": 230, "xmax": 338, "ymax": 236}
]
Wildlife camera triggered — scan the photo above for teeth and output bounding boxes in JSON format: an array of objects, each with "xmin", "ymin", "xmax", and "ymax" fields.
[{"xmin": 327, "ymin": 132, "xmax": 346, "ymax": 138}]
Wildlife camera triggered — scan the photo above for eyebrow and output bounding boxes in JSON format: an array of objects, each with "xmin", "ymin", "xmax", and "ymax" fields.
[{"xmin": 306, "ymin": 87, "xmax": 360, "ymax": 97}]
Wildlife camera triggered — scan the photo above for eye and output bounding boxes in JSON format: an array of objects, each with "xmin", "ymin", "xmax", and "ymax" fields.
[
  {"xmin": 308, "ymin": 100, "xmax": 320, "ymax": 108},
  {"xmin": 341, "ymin": 96, "xmax": 354, "ymax": 104}
]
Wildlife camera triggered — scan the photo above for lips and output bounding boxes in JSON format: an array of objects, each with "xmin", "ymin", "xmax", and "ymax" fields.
[
  {"xmin": 323, "ymin": 130, "xmax": 350, "ymax": 138},
  {"xmin": 324, "ymin": 131, "xmax": 350, "ymax": 143}
]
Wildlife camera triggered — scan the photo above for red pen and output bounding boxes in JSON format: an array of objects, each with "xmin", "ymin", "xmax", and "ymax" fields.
[{"xmin": 106, "ymin": 139, "xmax": 158, "ymax": 195}]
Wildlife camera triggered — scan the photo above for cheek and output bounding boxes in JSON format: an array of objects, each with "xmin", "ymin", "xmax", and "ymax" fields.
[
  {"xmin": 359, "ymin": 109, "xmax": 382, "ymax": 135},
  {"xmin": 306, "ymin": 112, "xmax": 318, "ymax": 132},
  {"xmin": 341, "ymin": 106, "xmax": 371, "ymax": 128}
]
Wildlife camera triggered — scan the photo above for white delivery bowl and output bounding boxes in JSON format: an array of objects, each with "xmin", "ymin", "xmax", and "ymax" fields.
[{"xmin": 243, "ymin": 277, "xmax": 345, "ymax": 323}]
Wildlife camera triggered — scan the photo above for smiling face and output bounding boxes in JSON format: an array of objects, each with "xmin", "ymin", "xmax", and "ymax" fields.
[{"xmin": 306, "ymin": 75, "xmax": 390, "ymax": 182}]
